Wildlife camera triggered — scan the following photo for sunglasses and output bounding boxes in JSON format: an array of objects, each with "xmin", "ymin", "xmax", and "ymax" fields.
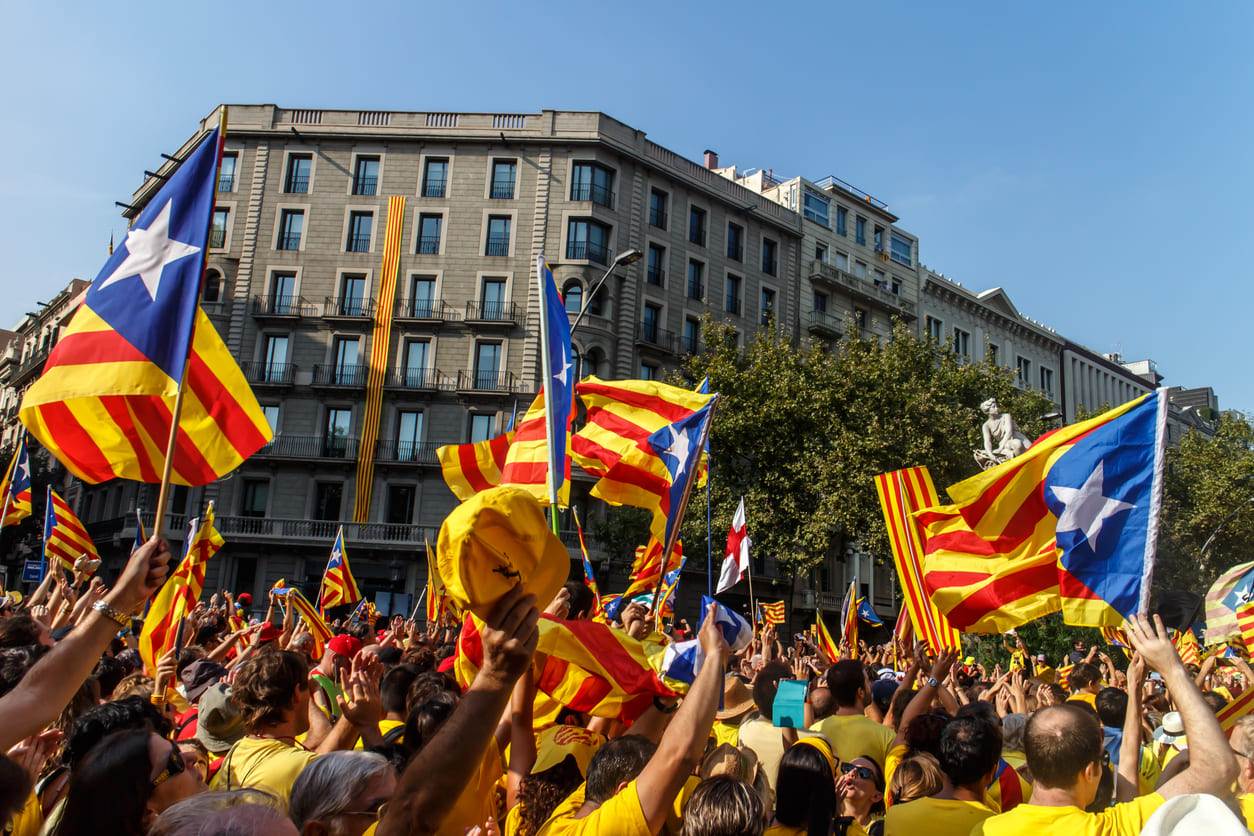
[
  {"xmin": 840, "ymin": 762, "xmax": 878, "ymax": 781},
  {"xmin": 337, "ymin": 801, "xmax": 390, "ymax": 823},
  {"xmin": 151, "ymin": 745, "xmax": 186, "ymax": 788}
]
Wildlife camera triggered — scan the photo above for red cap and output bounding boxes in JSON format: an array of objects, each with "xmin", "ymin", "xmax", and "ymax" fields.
[
  {"xmin": 327, "ymin": 634, "xmax": 362, "ymax": 659},
  {"xmin": 256, "ymin": 622, "xmax": 282, "ymax": 643},
  {"xmin": 236, "ymin": 593, "xmax": 253, "ymax": 607}
]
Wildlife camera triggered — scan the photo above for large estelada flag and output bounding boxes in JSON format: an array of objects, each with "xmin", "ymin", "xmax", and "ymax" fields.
[
  {"xmin": 43, "ymin": 488, "xmax": 98, "ymax": 571},
  {"xmin": 318, "ymin": 526, "xmax": 361, "ymax": 610},
  {"xmin": 138, "ymin": 504, "xmax": 223, "ymax": 674},
  {"xmin": 917, "ymin": 391, "xmax": 1166, "ymax": 632},
  {"xmin": 571, "ymin": 377, "xmax": 712, "ymax": 479},
  {"xmin": 19, "ymin": 126, "xmax": 272, "ymax": 485},
  {"xmin": 0, "ymin": 433, "xmax": 32, "ymax": 527}
]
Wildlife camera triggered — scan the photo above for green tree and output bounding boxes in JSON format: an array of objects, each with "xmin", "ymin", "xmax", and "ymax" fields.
[{"xmin": 672, "ymin": 318, "xmax": 1055, "ymax": 577}]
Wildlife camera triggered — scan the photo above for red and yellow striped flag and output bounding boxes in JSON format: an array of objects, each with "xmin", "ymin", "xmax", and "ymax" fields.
[
  {"xmin": 875, "ymin": 467, "xmax": 961, "ymax": 652},
  {"xmin": 841, "ymin": 581, "xmax": 859, "ymax": 657},
  {"xmin": 1218, "ymin": 686, "xmax": 1254, "ymax": 735},
  {"xmin": 424, "ymin": 537, "xmax": 448, "ymax": 623},
  {"xmin": 500, "ymin": 392, "xmax": 569, "ymax": 506},
  {"xmin": 1237, "ymin": 602, "xmax": 1254, "ymax": 655},
  {"xmin": 571, "ymin": 377, "xmax": 711, "ymax": 479},
  {"xmin": 284, "ymin": 588, "xmax": 334, "ymax": 658},
  {"xmin": 1055, "ymin": 663, "xmax": 1075, "ymax": 690},
  {"xmin": 43, "ymin": 488, "xmax": 99, "ymax": 571},
  {"xmin": 623, "ymin": 538, "xmax": 682, "ymax": 600},
  {"xmin": 816, "ymin": 615, "xmax": 840, "ymax": 661},
  {"xmin": 1101, "ymin": 625, "xmax": 1132, "ymax": 659},
  {"xmin": 138, "ymin": 504, "xmax": 223, "ymax": 674},
  {"xmin": 1174, "ymin": 630, "xmax": 1201, "ymax": 667},
  {"xmin": 760, "ymin": 601, "xmax": 786, "ymax": 625},
  {"xmin": 0, "ymin": 434, "xmax": 32, "ymax": 528},
  {"xmin": 437, "ymin": 430, "xmax": 514, "ymax": 502}
]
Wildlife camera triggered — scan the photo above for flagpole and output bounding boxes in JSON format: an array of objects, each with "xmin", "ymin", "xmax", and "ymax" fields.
[
  {"xmin": 746, "ymin": 559, "xmax": 757, "ymax": 633},
  {"xmin": 40, "ymin": 486, "xmax": 51, "ymax": 581},
  {"xmin": 315, "ymin": 527, "xmax": 336, "ymax": 616},
  {"xmin": 411, "ymin": 587, "xmax": 426, "ymax": 620},
  {"xmin": 536, "ymin": 255, "xmax": 560, "ymax": 536},
  {"xmin": 705, "ymin": 445, "xmax": 713, "ymax": 598},
  {"xmin": 154, "ymin": 106, "xmax": 228, "ymax": 548}
]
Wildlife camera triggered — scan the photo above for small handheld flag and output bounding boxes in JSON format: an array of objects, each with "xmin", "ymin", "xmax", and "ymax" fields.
[
  {"xmin": 0, "ymin": 433, "xmax": 32, "ymax": 528},
  {"xmin": 760, "ymin": 600, "xmax": 786, "ymax": 625},
  {"xmin": 43, "ymin": 488, "xmax": 98, "ymax": 572},
  {"xmin": 717, "ymin": 497, "xmax": 750, "ymax": 594},
  {"xmin": 841, "ymin": 580, "xmax": 859, "ymax": 656},
  {"xmin": 318, "ymin": 526, "xmax": 361, "ymax": 610}
]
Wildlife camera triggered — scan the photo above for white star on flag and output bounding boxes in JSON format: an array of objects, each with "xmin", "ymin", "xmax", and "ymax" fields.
[
  {"xmin": 662, "ymin": 426, "xmax": 693, "ymax": 478},
  {"xmin": 99, "ymin": 200, "xmax": 201, "ymax": 301},
  {"xmin": 1049, "ymin": 461, "xmax": 1135, "ymax": 552},
  {"xmin": 554, "ymin": 355, "xmax": 572, "ymax": 386}
]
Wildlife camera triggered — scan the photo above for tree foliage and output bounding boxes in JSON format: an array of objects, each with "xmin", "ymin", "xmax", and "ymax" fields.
[{"xmin": 670, "ymin": 318, "xmax": 1055, "ymax": 577}]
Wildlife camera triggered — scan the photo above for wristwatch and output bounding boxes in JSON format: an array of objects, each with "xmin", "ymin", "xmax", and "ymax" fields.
[
  {"xmin": 925, "ymin": 677, "xmax": 939, "ymax": 688},
  {"xmin": 653, "ymin": 696, "xmax": 679, "ymax": 714}
]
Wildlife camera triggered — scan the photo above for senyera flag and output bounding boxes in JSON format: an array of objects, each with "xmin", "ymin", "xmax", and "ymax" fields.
[
  {"xmin": 437, "ymin": 429, "xmax": 513, "ymax": 502},
  {"xmin": 841, "ymin": 580, "xmax": 859, "ymax": 655},
  {"xmin": 19, "ymin": 125, "xmax": 272, "ymax": 486},
  {"xmin": 0, "ymin": 432, "xmax": 32, "ymax": 527},
  {"xmin": 500, "ymin": 391, "xmax": 570, "ymax": 506}
]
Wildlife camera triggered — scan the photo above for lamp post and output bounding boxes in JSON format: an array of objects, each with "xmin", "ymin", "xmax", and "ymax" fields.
[{"xmin": 569, "ymin": 249, "xmax": 643, "ymax": 332}]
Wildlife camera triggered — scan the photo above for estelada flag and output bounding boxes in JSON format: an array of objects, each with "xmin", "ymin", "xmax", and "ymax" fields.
[
  {"xmin": 19, "ymin": 127, "xmax": 272, "ymax": 485},
  {"xmin": 841, "ymin": 580, "xmax": 859, "ymax": 656},
  {"xmin": 281, "ymin": 588, "xmax": 334, "ymax": 657},
  {"xmin": 436, "ymin": 429, "xmax": 513, "ymax": 502},
  {"xmin": 0, "ymin": 433, "xmax": 32, "ymax": 528},
  {"xmin": 138, "ymin": 503, "xmax": 222, "ymax": 674},
  {"xmin": 318, "ymin": 526, "xmax": 361, "ymax": 610},
  {"xmin": 622, "ymin": 538, "xmax": 683, "ymax": 600},
  {"xmin": 1237, "ymin": 602, "xmax": 1254, "ymax": 655},
  {"xmin": 43, "ymin": 488, "xmax": 98, "ymax": 571}
]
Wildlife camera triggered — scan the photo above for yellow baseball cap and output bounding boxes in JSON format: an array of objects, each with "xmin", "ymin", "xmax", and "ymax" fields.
[
  {"xmin": 437, "ymin": 486, "xmax": 570, "ymax": 621},
  {"xmin": 533, "ymin": 725, "xmax": 606, "ymax": 775}
]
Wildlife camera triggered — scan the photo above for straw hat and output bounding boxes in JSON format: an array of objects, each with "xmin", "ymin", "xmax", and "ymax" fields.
[{"xmin": 715, "ymin": 674, "xmax": 755, "ymax": 721}]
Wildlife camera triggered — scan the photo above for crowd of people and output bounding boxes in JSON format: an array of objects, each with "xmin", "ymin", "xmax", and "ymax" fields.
[{"xmin": 0, "ymin": 532, "xmax": 1251, "ymax": 836}]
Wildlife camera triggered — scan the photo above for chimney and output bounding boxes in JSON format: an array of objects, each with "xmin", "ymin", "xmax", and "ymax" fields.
[{"xmin": 703, "ymin": 149, "xmax": 719, "ymax": 170}]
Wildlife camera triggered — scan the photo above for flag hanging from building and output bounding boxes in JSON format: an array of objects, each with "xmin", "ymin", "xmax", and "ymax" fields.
[
  {"xmin": 841, "ymin": 580, "xmax": 859, "ymax": 655},
  {"xmin": 18, "ymin": 126, "xmax": 273, "ymax": 485},
  {"xmin": 536, "ymin": 255, "xmax": 574, "ymax": 508},
  {"xmin": 875, "ymin": 466, "xmax": 960, "ymax": 652},
  {"xmin": 500, "ymin": 391, "xmax": 570, "ymax": 506},
  {"xmin": 43, "ymin": 488, "xmax": 98, "ymax": 572},
  {"xmin": 0, "ymin": 433, "xmax": 32, "ymax": 528},
  {"xmin": 437, "ymin": 429, "xmax": 514, "ymax": 502},
  {"xmin": 1205, "ymin": 560, "xmax": 1254, "ymax": 642},
  {"xmin": 571, "ymin": 509, "xmax": 606, "ymax": 621},
  {"xmin": 717, "ymin": 497, "xmax": 751, "ymax": 594},
  {"xmin": 278, "ymin": 587, "xmax": 334, "ymax": 658},
  {"xmin": 759, "ymin": 600, "xmax": 786, "ymax": 626},
  {"xmin": 137, "ymin": 503, "xmax": 223, "ymax": 674},
  {"xmin": 318, "ymin": 526, "xmax": 361, "ymax": 610},
  {"xmin": 916, "ymin": 394, "xmax": 1154, "ymax": 632}
]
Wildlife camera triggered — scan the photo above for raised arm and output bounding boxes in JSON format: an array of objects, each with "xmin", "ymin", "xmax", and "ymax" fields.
[
  {"xmin": 1115, "ymin": 652, "xmax": 1145, "ymax": 802},
  {"xmin": 891, "ymin": 650, "xmax": 957, "ymax": 749}
]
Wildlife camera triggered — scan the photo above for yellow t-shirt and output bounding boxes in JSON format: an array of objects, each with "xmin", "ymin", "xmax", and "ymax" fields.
[
  {"xmin": 210, "ymin": 736, "xmax": 319, "ymax": 803},
  {"xmin": 765, "ymin": 823, "xmax": 806, "ymax": 836},
  {"xmin": 437, "ymin": 746, "xmax": 504, "ymax": 836},
  {"xmin": 536, "ymin": 779, "xmax": 649, "ymax": 836},
  {"xmin": 354, "ymin": 718, "xmax": 404, "ymax": 750},
  {"xmin": 1067, "ymin": 693, "xmax": 1097, "ymax": 709},
  {"xmin": 502, "ymin": 803, "xmax": 524, "ymax": 836},
  {"xmin": 970, "ymin": 793, "xmax": 1165, "ymax": 836},
  {"xmin": 811, "ymin": 713, "xmax": 894, "ymax": 771},
  {"xmin": 882, "ymin": 796, "xmax": 995, "ymax": 836},
  {"xmin": 9, "ymin": 791, "xmax": 42, "ymax": 836},
  {"xmin": 711, "ymin": 720, "xmax": 741, "ymax": 747},
  {"xmin": 1240, "ymin": 794, "xmax": 1254, "ymax": 831},
  {"xmin": 884, "ymin": 743, "xmax": 908, "ymax": 789},
  {"xmin": 662, "ymin": 775, "xmax": 700, "ymax": 836}
]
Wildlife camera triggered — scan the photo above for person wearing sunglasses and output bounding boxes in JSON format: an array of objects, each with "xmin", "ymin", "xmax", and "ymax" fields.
[
  {"xmin": 55, "ymin": 727, "xmax": 206, "ymax": 836},
  {"xmin": 835, "ymin": 757, "xmax": 885, "ymax": 836}
]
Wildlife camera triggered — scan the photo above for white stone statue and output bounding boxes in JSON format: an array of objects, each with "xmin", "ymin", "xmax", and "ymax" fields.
[{"xmin": 974, "ymin": 397, "xmax": 1033, "ymax": 470}]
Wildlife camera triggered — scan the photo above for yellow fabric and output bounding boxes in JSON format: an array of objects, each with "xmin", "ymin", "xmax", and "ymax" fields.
[
  {"xmin": 210, "ymin": 737, "xmax": 318, "ymax": 803},
  {"xmin": 1002, "ymin": 750, "xmax": 1027, "ymax": 771},
  {"xmin": 1239, "ymin": 794, "xmax": 1254, "ymax": 831},
  {"xmin": 536, "ymin": 778, "xmax": 649, "ymax": 836},
  {"xmin": 9, "ymin": 791, "xmax": 42, "ymax": 836},
  {"xmin": 437, "ymin": 486, "xmax": 569, "ymax": 621},
  {"xmin": 711, "ymin": 720, "xmax": 740, "ymax": 747},
  {"xmin": 503, "ymin": 803, "xmax": 523, "ymax": 836},
  {"xmin": 971, "ymin": 793, "xmax": 1165, "ymax": 836},
  {"xmin": 662, "ymin": 775, "xmax": 700, "ymax": 836},
  {"xmin": 533, "ymin": 726, "xmax": 605, "ymax": 775},
  {"xmin": 437, "ymin": 745, "xmax": 504, "ymax": 836},
  {"xmin": 881, "ymin": 796, "xmax": 995, "ymax": 836},
  {"xmin": 1067, "ymin": 693, "xmax": 1097, "ymax": 708},
  {"xmin": 811, "ymin": 713, "xmax": 895, "ymax": 771},
  {"xmin": 885, "ymin": 742, "xmax": 908, "ymax": 787},
  {"xmin": 1136, "ymin": 747, "xmax": 1161, "ymax": 796},
  {"xmin": 354, "ymin": 718, "xmax": 404, "ymax": 750},
  {"xmin": 765, "ymin": 824, "xmax": 806, "ymax": 836}
]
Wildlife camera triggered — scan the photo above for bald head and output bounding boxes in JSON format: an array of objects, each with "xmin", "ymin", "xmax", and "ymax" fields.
[{"xmin": 1025, "ymin": 704, "xmax": 1103, "ymax": 789}]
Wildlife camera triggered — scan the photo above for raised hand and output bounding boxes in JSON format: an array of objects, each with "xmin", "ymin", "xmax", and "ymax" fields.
[
  {"xmin": 108, "ymin": 536, "xmax": 172, "ymax": 613},
  {"xmin": 480, "ymin": 585, "xmax": 540, "ymax": 686}
]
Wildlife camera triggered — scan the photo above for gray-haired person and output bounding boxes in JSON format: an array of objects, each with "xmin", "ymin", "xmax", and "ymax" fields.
[{"xmin": 289, "ymin": 751, "xmax": 397, "ymax": 836}]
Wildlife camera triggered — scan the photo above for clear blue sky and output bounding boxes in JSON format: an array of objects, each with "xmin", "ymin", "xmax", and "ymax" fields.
[{"xmin": 3, "ymin": 1, "xmax": 1251, "ymax": 411}]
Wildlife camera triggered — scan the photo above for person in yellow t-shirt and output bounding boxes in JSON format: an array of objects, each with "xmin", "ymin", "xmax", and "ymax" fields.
[
  {"xmin": 810, "ymin": 661, "xmax": 894, "ymax": 769},
  {"xmin": 882, "ymin": 715, "xmax": 997, "ymax": 836},
  {"xmin": 354, "ymin": 663, "xmax": 418, "ymax": 750},
  {"xmin": 972, "ymin": 614, "xmax": 1238, "ymax": 836},
  {"xmin": 1227, "ymin": 716, "xmax": 1254, "ymax": 830},
  {"xmin": 1065, "ymin": 662, "xmax": 1102, "ymax": 709}
]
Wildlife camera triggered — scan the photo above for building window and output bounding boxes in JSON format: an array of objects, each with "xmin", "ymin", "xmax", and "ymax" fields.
[
  {"xmin": 386, "ymin": 485, "xmax": 416, "ymax": 525},
  {"xmin": 571, "ymin": 162, "xmax": 614, "ymax": 207},
  {"xmin": 469, "ymin": 414, "xmax": 495, "ymax": 443},
  {"xmin": 314, "ymin": 482, "xmax": 343, "ymax": 522},
  {"xmin": 261, "ymin": 405, "xmax": 279, "ymax": 435},
  {"xmin": 687, "ymin": 261, "xmax": 704, "ymax": 300},
  {"xmin": 473, "ymin": 342, "xmax": 502, "ymax": 389},
  {"xmin": 1017, "ymin": 357, "xmax": 1031, "ymax": 385},
  {"xmin": 333, "ymin": 337, "xmax": 360, "ymax": 384},
  {"xmin": 485, "ymin": 216, "xmax": 510, "ymax": 256},
  {"xmin": 396, "ymin": 410, "xmax": 423, "ymax": 460},
  {"xmin": 874, "ymin": 270, "xmax": 887, "ymax": 289},
  {"xmin": 815, "ymin": 243, "xmax": 827, "ymax": 263},
  {"xmin": 277, "ymin": 210, "xmax": 303, "ymax": 250},
  {"xmin": 324, "ymin": 409, "xmax": 352, "ymax": 457},
  {"xmin": 803, "ymin": 188, "xmax": 830, "ymax": 226},
  {"xmin": 814, "ymin": 292, "xmax": 827, "ymax": 313},
  {"xmin": 834, "ymin": 251, "xmax": 848, "ymax": 271},
  {"xmin": 684, "ymin": 318, "xmax": 700, "ymax": 354},
  {"xmin": 953, "ymin": 328, "xmax": 970, "ymax": 358},
  {"xmin": 480, "ymin": 278, "xmax": 507, "ymax": 320},
  {"xmin": 563, "ymin": 282, "xmax": 583, "ymax": 315},
  {"xmin": 1040, "ymin": 367, "xmax": 1054, "ymax": 395},
  {"xmin": 417, "ymin": 214, "xmax": 442, "ymax": 254},
  {"xmin": 926, "ymin": 316, "xmax": 943, "ymax": 342},
  {"xmin": 263, "ymin": 334, "xmax": 289, "ymax": 381},
  {"xmin": 642, "ymin": 303, "xmax": 661, "ymax": 342},
  {"xmin": 854, "ymin": 261, "xmax": 867, "ymax": 279},
  {"xmin": 987, "ymin": 343, "xmax": 1000, "ymax": 365},
  {"xmin": 647, "ymin": 244, "xmax": 665, "ymax": 286},
  {"xmin": 284, "ymin": 154, "xmax": 311, "ymax": 194},
  {"xmin": 725, "ymin": 274, "xmax": 742, "ymax": 316},
  {"xmin": 761, "ymin": 288, "xmax": 776, "ymax": 326},
  {"xmin": 422, "ymin": 157, "xmax": 448, "ymax": 198},
  {"xmin": 890, "ymin": 233, "xmax": 913, "ymax": 266},
  {"xmin": 566, "ymin": 219, "xmax": 610, "ymax": 264},
  {"xmin": 409, "ymin": 276, "xmax": 436, "ymax": 318},
  {"xmin": 688, "ymin": 206, "xmax": 706, "ymax": 247},
  {"xmin": 640, "ymin": 363, "xmax": 658, "ymax": 381},
  {"xmin": 240, "ymin": 479, "xmax": 268, "ymax": 517},
  {"xmin": 855, "ymin": 216, "xmax": 866, "ymax": 246},
  {"xmin": 490, "ymin": 159, "xmax": 516, "ymax": 199},
  {"xmin": 218, "ymin": 152, "xmax": 237, "ymax": 192},
  {"xmin": 874, "ymin": 225, "xmax": 885, "ymax": 255},
  {"xmin": 338, "ymin": 274, "xmax": 366, "ymax": 316},
  {"xmin": 352, "ymin": 156, "xmax": 379, "ymax": 196},
  {"xmin": 649, "ymin": 189, "xmax": 668, "ymax": 229},
  {"xmin": 403, "ymin": 340, "xmax": 430, "ymax": 387},
  {"xmin": 854, "ymin": 308, "xmax": 867, "ymax": 331},
  {"xmin": 210, "ymin": 208, "xmax": 229, "ymax": 249},
  {"xmin": 203, "ymin": 270, "xmax": 222, "ymax": 303},
  {"xmin": 726, "ymin": 223, "xmax": 744, "ymax": 261},
  {"xmin": 836, "ymin": 206, "xmax": 847, "ymax": 236},
  {"xmin": 347, "ymin": 212, "xmax": 373, "ymax": 252},
  {"xmin": 761, "ymin": 239, "xmax": 777, "ymax": 276}
]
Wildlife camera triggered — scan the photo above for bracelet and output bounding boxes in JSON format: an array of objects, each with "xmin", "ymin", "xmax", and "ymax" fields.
[{"xmin": 92, "ymin": 600, "xmax": 130, "ymax": 629}]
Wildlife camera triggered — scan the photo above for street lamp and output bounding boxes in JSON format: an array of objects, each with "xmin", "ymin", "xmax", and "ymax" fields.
[{"xmin": 569, "ymin": 249, "xmax": 643, "ymax": 332}]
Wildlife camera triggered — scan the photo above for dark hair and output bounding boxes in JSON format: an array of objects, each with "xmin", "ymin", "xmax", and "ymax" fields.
[
  {"xmin": 376, "ymin": 646, "xmax": 402, "ymax": 667},
  {"xmin": 1025, "ymin": 704, "xmax": 1103, "ymax": 789},
  {"xmin": 174, "ymin": 647, "xmax": 205, "ymax": 678},
  {"xmin": 1069, "ymin": 662, "xmax": 1101, "ymax": 692},
  {"xmin": 56, "ymin": 728, "xmax": 156, "ymax": 836},
  {"xmin": 63, "ymin": 695, "xmax": 172, "ymax": 768},
  {"xmin": 751, "ymin": 662, "xmax": 792, "ymax": 715},
  {"xmin": 401, "ymin": 646, "xmax": 436, "ymax": 672},
  {"xmin": 1202, "ymin": 691, "xmax": 1229, "ymax": 714},
  {"xmin": 939, "ymin": 715, "xmax": 1002, "ymax": 788},
  {"xmin": 1041, "ymin": 683, "xmax": 1068, "ymax": 704},
  {"xmin": 405, "ymin": 670, "xmax": 459, "ymax": 715},
  {"xmin": 827, "ymin": 660, "xmax": 868, "ymax": 708},
  {"xmin": 517, "ymin": 756, "xmax": 584, "ymax": 836},
  {"xmin": 194, "ymin": 625, "xmax": 220, "ymax": 647},
  {"xmin": 0, "ymin": 615, "xmax": 44, "ymax": 650},
  {"xmin": 774, "ymin": 742, "xmax": 836, "ymax": 836},
  {"xmin": 1094, "ymin": 687, "xmax": 1128, "ymax": 728},
  {"xmin": 904, "ymin": 714, "xmax": 949, "ymax": 759},
  {"xmin": 402, "ymin": 692, "xmax": 459, "ymax": 754},
  {"xmin": 682, "ymin": 775, "xmax": 765, "ymax": 836},
  {"xmin": 381, "ymin": 664, "xmax": 423, "ymax": 716},
  {"xmin": 0, "ymin": 645, "xmax": 48, "ymax": 698},
  {"xmin": 564, "ymin": 580, "xmax": 596, "ymax": 620},
  {"xmin": 0, "ymin": 753, "xmax": 31, "ymax": 826},
  {"xmin": 1084, "ymin": 759, "xmax": 1114, "ymax": 812},
  {"xmin": 93, "ymin": 657, "xmax": 128, "ymax": 700},
  {"xmin": 114, "ymin": 649, "xmax": 141, "ymax": 674},
  {"xmin": 584, "ymin": 735, "xmax": 655, "ymax": 805},
  {"xmin": 887, "ymin": 684, "xmax": 915, "ymax": 730},
  {"xmin": 230, "ymin": 650, "xmax": 308, "ymax": 731}
]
